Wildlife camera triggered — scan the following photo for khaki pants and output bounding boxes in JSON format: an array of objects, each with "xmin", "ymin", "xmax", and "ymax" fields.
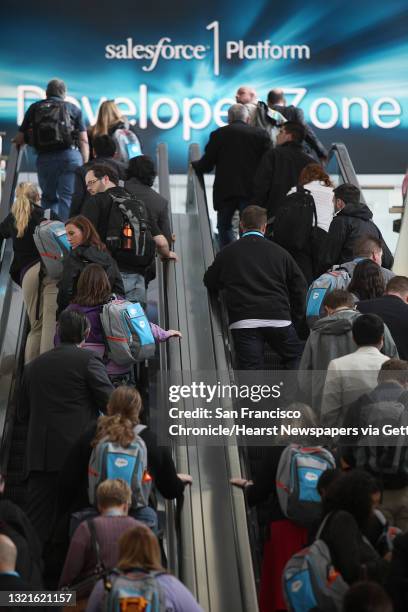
[
  {"xmin": 380, "ymin": 486, "xmax": 408, "ymax": 532},
  {"xmin": 21, "ymin": 262, "xmax": 58, "ymax": 363}
]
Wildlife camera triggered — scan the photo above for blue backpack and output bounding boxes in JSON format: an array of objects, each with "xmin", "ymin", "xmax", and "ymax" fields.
[
  {"xmin": 104, "ymin": 569, "xmax": 166, "ymax": 612},
  {"xmin": 306, "ymin": 268, "xmax": 351, "ymax": 328}
]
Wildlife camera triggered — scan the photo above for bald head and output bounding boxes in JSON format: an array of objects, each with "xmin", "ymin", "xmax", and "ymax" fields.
[
  {"xmin": 0, "ymin": 535, "xmax": 17, "ymax": 572},
  {"xmin": 235, "ymin": 86, "xmax": 257, "ymax": 105},
  {"xmin": 267, "ymin": 88, "xmax": 285, "ymax": 107}
]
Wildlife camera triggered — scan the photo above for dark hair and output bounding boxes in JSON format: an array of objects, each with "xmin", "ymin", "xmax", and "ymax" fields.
[
  {"xmin": 58, "ymin": 310, "xmax": 90, "ymax": 344},
  {"xmin": 317, "ymin": 469, "xmax": 341, "ymax": 497},
  {"xmin": 386, "ymin": 275, "xmax": 408, "ymax": 296},
  {"xmin": 241, "ymin": 205, "xmax": 267, "ymax": 230},
  {"xmin": 353, "ymin": 235, "xmax": 383, "ymax": 258},
  {"xmin": 74, "ymin": 264, "xmax": 112, "ymax": 307},
  {"xmin": 348, "ymin": 260, "xmax": 385, "ymax": 300},
  {"xmin": 333, "ymin": 183, "xmax": 361, "ymax": 205},
  {"xmin": 352, "ymin": 313, "xmax": 384, "ymax": 347},
  {"xmin": 126, "ymin": 155, "xmax": 156, "ymax": 186},
  {"xmin": 343, "ymin": 581, "xmax": 393, "ymax": 612},
  {"xmin": 322, "ymin": 470, "xmax": 376, "ymax": 529},
  {"xmin": 280, "ymin": 121, "xmax": 305, "ymax": 143},
  {"xmin": 299, "ymin": 163, "xmax": 333, "ymax": 188},
  {"xmin": 65, "ymin": 215, "xmax": 107, "ymax": 252},
  {"xmin": 378, "ymin": 359, "xmax": 408, "ymax": 385},
  {"xmin": 46, "ymin": 78, "xmax": 66, "ymax": 98},
  {"xmin": 93, "ymin": 135, "xmax": 117, "ymax": 158},
  {"xmin": 322, "ymin": 289, "xmax": 355, "ymax": 311},
  {"xmin": 267, "ymin": 89, "xmax": 284, "ymax": 105},
  {"xmin": 88, "ymin": 163, "xmax": 119, "ymax": 185}
]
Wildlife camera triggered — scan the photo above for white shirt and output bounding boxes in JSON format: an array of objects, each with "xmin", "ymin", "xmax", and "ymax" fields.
[
  {"xmin": 288, "ymin": 180, "xmax": 334, "ymax": 232},
  {"xmin": 321, "ymin": 346, "xmax": 389, "ymax": 427},
  {"xmin": 229, "ymin": 319, "xmax": 291, "ymax": 330}
]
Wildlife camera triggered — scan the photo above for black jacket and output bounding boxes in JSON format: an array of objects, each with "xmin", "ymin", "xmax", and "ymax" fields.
[
  {"xmin": 69, "ymin": 157, "xmax": 127, "ymax": 217},
  {"xmin": 56, "ymin": 422, "xmax": 185, "ymax": 518},
  {"xmin": 20, "ymin": 344, "xmax": 113, "ymax": 473},
  {"xmin": 203, "ymin": 234, "xmax": 306, "ymax": 325},
  {"xmin": 192, "ymin": 120, "xmax": 270, "ymax": 210},
  {"xmin": 0, "ymin": 206, "xmax": 58, "ymax": 285},
  {"xmin": 57, "ymin": 244, "xmax": 124, "ymax": 313},
  {"xmin": 358, "ymin": 295, "xmax": 408, "ymax": 360},
  {"xmin": 253, "ymin": 141, "xmax": 315, "ymax": 217},
  {"xmin": 387, "ymin": 532, "xmax": 408, "ymax": 612},
  {"xmin": 319, "ymin": 202, "xmax": 394, "ymax": 272},
  {"xmin": 81, "ymin": 186, "xmax": 158, "ymax": 274},
  {"xmin": 270, "ymin": 104, "xmax": 327, "ymax": 159},
  {"xmin": 125, "ymin": 178, "xmax": 172, "ymax": 245}
]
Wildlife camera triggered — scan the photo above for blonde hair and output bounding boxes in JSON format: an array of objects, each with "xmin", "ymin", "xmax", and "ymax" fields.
[
  {"xmin": 11, "ymin": 182, "xmax": 40, "ymax": 238},
  {"xmin": 117, "ymin": 525, "xmax": 163, "ymax": 572},
  {"xmin": 96, "ymin": 479, "xmax": 132, "ymax": 509},
  {"xmin": 92, "ymin": 100, "xmax": 124, "ymax": 137},
  {"xmin": 92, "ymin": 386, "xmax": 143, "ymax": 448}
]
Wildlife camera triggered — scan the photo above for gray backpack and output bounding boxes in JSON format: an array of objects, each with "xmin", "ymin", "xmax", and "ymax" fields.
[
  {"xmin": 353, "ymin": 398, "xmax": 408, "ymax": 478},
  {"xmin": 33, "ymin": 218, "xmax": 71, "ymax": 279},
  {"xmin": 100, "ymin": 298, "xmax": 156, "ymax": 366},
  {"xmin": 276, "ymin": 445, "xmax": 336, "ymax": 526},
  {"xmin": 306, "ymin": 267, "xmax": 351, "ymax": 329},
  {"xmin": 283, "ymin": 514, "xmax": 349, "ymax": 612},
  {"xmin": 104, "ymin": 569, "xmax": 166, "ymax": 612},
  {"xmin": 88, "ymin": 424, "xmax": 152, "ymax": 511}
]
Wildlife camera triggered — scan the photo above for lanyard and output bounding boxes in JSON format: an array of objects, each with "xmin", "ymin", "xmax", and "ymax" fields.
[{"xmin": 241, "ymin": 231, "xmax": 264, "ymax": 238}]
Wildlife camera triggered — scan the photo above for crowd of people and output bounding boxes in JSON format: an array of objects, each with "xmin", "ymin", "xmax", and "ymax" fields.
[{"xmin": 0, "ymin": 77, "xmax": 407, "ymax": 611}]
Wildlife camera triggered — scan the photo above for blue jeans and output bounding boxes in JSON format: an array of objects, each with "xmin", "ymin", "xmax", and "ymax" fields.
[
  {"xmin": 130, "ymin": 505, "xmax": 158, "ymax": 533},
  {"xmin": 232, "ymin": 324, "xmax": 304, "ymax": 370},
  {"xmin": 217, "ymin": 199, "xmax": 250, "ymax": 248},
  {"xmin": 121, "ymin": 272, "xmax": 146, "ymax": 306},
  {"xmin": 36, "ymin": 148, "xmax": 82, "ymax": 220}
]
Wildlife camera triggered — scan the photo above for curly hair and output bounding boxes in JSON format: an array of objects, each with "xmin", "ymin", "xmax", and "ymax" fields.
[
  {"xmin": 322, "ymin": 470, "xmax": 377, "ymax": 529},
  {"xmin": 348, "ymin": 259, "xmax": 385, "ymax": 300},
  {"xmin": 299, "ymin": 163, "xmax": 333, "ymax": 188},
  {"xmin": 92, "ymin": 386, "xmax": 143, "ymax": 448}
]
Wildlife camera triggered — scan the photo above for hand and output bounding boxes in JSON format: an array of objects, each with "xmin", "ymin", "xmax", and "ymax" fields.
[
  {"xmin": 178, "ymin": 473, "xmax": 193, "ymax": 485},
  {"xmin": 230, "ymin": 478, "xmax": 253, "ymax": 489},
  {"xmin": 161, "ymin": 251, "xmax": 178, "ymax": 262},
  {"xmin": 168, "ymin": 330, "xmax": 182, "ymax": 339}
]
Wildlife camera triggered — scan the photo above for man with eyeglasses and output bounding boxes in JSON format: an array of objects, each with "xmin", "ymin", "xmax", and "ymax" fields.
[{"xmin": 82, "ymin": 164, "xmax": 177, "ymax": 305}]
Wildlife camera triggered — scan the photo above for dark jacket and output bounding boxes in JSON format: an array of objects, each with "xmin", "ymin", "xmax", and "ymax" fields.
[
  {"xmin": 0, "ymin": 499, "xmax": 42, "ymax": 587},
  {"xmin": 70, "ymin": 157, "xmax": 127, "ymax": 217},
  {"xmin": 253, "ymin": 141, "xmax": 315, "ymax": 217},
  {"xmin": 270, "ymin": 104, "xmax": 327, "ymax": 159},
  {"xmin": 319, "ymin": 510, "xmax": 387, "ymax": 585},
  {"xmin": 246, "ymin": 446, "xmax": 285, "ymax": 521},
  {"xmin": 125, "ymin": 177, "xmax": 172, "ymax": 245},
  {"xmin": 387, "ymin": 532, "xmax": 408, "ymax": 612},
  {"xmin": 341, "ymin": 382, "xmax": 408, "ymax": 489},
  {"xmin": 20, "ymin": 344, "xmax": 113, "ymax": 474},
  {"xmin": 319, "ymin": 202, "xmax": 394, "ymax": 273},
  {"xmin": 192, "ymin": 120, "xmax": 270, "ymax": 210},
  {"xmin": 81, "ymin": 186, "xmax": 158, "ymax": 274},
  {"xmin": 203, "ymin": 234, "xmax": 306, "ymax": 326},
  {"xmin": 0, "ymin": 206, "xmax": 58, "ymax": 285},
  {"xmin": 57, "ymin": 244, "xmax": 124, "ymax": 313},
  {"xmin": 56, "ymin": 422, "xmax": 185, "ymax": 518},
  {"xmin": 358, "ymin": 295, "xmax": 408, "ymax": 360}
]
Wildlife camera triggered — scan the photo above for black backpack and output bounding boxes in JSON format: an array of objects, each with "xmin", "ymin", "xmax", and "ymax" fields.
[
  {"xmin": 32, "ymin": 99, "xmax": 75, "ymax": 152},
  {"xmin": 273, "ymin": 187, "xmax": 317, "ymax": 251},
  {"xmin": 106, "ymin": 192, "xmax": 156, "ymax": 268}
]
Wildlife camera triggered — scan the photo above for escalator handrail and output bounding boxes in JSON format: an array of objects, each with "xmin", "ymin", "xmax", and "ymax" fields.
[{"xmin": 328, "ymin": 143, "xmax": 366, "ymax": 203}]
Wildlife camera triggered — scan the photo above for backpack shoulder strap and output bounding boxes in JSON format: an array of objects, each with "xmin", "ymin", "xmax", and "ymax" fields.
[
  {"xmin": 87, "ymin": 518, "xmax": 105, "ymax": 572},
  {"xmin": 315, "ymin": 512, "xmax": 334, "ymax": 540}
]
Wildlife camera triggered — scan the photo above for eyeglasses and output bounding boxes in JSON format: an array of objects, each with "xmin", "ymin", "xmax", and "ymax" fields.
[{"xmin": 86, "ymin": 177, "xmax": 102, "ymax": 187}]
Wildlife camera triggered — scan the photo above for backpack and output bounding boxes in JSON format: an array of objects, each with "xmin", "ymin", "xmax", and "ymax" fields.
[
  {"xmin": 276, "ymin": 445, "xmax": 336, "ymax": 526},
  {"xmin": 252, "ymin": 101, "xmax": 286, "ymax": 144},
  {"xmin": 273, "ymin": 188, "xmax": 317, "ymax": 251},
  {"xmin": 88, "ymin": 424, "xmax": 152, "ymax": 511},
  {"xmin": 306, "ymin": 267, "xmax": 351, "ymax": 328},
  {"xmin": 100, "ymin": 298, "xmax": 156, "ymax": 366},
  {"xmin": 111, "ymin": 127, "xmax": 142, "ymax": 162},
  {"xmin": 353, "ymin": 397, "xmax": 408, "ymax": 480},
  {"xmin": 104, "ymin": 569, "xmax": 167, "ymax": 612},
  {"xmin": 33, "ymin": 219, "xmax": 71, "ymax": 279},
  {"xmin": 32, "ymin": 99, "xmax": 75, "ymax": 152},
  {"xmin": 106, "ymin": 193, "xmax": 156, "ymax": 269},
  {"xmin": 283, "ymin": 514, "xmax": 349, "ymax": 612}
]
